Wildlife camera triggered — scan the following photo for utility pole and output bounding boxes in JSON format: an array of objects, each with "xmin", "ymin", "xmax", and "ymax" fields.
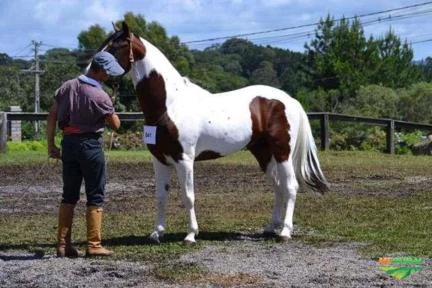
[{"xmin": 22, "ymin": 41, "xmax": 44, "ymax": 138}]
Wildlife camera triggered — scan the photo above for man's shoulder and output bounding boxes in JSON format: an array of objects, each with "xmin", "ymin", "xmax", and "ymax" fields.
[
  {"xmin": 80, "ymin": 83, "xmax": 111, "ymax": 104},
  {"xmin": 63, "ymin": 78, "xmax": 80, "ymax": 86},
  {"xmin": 56, "ymin": 78, "xmax": 79, "ymax": 95},
  {"xmin": 80, "ymin": 83, "xmax": 109, "ymax": 97}
]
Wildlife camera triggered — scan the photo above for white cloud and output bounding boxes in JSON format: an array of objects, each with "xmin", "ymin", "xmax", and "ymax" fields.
[{"xmin": 0, "ymin": 0, "xmax": 430, "ymax": 59}]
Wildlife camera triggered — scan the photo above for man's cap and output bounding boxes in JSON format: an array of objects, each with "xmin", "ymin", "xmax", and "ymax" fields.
[{"xmin": 92, "ymin": 51, "xmax": 125, "ymax": 76}]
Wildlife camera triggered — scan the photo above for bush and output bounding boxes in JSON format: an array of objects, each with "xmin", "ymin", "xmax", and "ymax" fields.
[
  {"xmin": 328, "ymin": 124, "xmax": 386, "ymax": 152},
  {"xmin": 7, "ymin": 140, "xmax": 47, "ymax": 152},
  {"xmin": 395, "ymin": 131, "xmax": 424, "ymax": 155},
  {"xmin": 104, "ymin": 131, "xmax": 146, "ymax": 150}
]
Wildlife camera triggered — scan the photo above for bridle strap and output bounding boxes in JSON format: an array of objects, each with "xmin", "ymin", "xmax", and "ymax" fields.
[{"xmin": 126, "ymin": 33, "xmax": 134, "ymax": 64}]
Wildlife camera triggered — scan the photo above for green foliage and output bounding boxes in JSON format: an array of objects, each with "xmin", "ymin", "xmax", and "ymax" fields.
[
  {"xmin": 106, "ymin": 131, "xmax": 146, "ymax": 150},
  {"xmin": 305, "ymin": 15, "xmax": 421, "ymax": 111},
  {"xmin": 418, "ymin": 57, "xmax": 432, "ymax": 81},
  {"xmin": 0, "ymin": 12, "xmax": 431, "ymax": 144},
  {"xmin": 395, "ymin": 131, "xmax": 424, "ymax": 155},
  {"xmin": 343, "ymin": 85, "xmax": 399, "ymax": 118},
  {"xmin": 7, "ymin": 140, "xmax": 46, "ymax": 152},
  {"xmin": 78, "ymin": 24, "xmax": 107, "ymax": 50},
  {"xmin": 328, "ymin": 124, "xmax": 386, "ymax": 152},
  {"xmin": 397, "ymin": 82, "xmax": 432, "ymax": 123}
]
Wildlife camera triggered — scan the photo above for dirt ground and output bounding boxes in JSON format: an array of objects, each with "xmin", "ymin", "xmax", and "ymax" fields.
[{"xmin": 1, "ymin": 160, "xmax": 431, "ymax": 287}]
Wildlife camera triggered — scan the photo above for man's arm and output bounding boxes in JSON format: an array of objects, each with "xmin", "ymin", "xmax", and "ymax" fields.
[
  {"xmin": 47, "ymin": 102, "xmax": 61, "ymax": 159},
  {"xmin": 105, "ymin": 113, "xmax": 121, "ymax": 131}
]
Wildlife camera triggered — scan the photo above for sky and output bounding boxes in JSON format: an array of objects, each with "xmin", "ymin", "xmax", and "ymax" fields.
[{"xmin": 0, "ymin": 0, "xmax": 431, "ymax": 60}]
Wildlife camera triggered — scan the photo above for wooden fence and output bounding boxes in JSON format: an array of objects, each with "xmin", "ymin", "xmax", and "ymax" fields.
[{"xmin": 1, "ymin": 112, "xmax": 432, "ymax": 154}]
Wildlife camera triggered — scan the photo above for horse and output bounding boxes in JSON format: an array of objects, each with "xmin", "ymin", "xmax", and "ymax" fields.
[{"xmin": 97, "ymin": 21, "xmax": 329, "ymax": 244}]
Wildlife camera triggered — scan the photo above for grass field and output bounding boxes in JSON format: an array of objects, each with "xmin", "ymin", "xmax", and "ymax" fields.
[{"xmin": 1, "ymin": 150, "xmax": 431, "ymax": 265}]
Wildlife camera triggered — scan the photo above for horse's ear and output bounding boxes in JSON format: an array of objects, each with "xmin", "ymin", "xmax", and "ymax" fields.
[
  {"xmin": 122, "ymin": 21, "xmax": 130, "ymax": 34},
  {"xmin": 112, "ymin": 22, "xmax": 120, "ymax": 32}
]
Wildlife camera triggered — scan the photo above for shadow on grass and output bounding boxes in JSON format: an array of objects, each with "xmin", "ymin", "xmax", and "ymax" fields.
[
  {"xmin": 0, "ymin": 254, "xmax": 45, "ymax": 261},
  {"xmin": 104, "ymin": 231, "xmax": 274, "ymax": 246},
  {"xmin": 0, "ymin": 231, "xmax": 275, "ymax": 258},
  {"xmin": 0, "ymin": 243, "xmax": 54, "ymax": 250}
]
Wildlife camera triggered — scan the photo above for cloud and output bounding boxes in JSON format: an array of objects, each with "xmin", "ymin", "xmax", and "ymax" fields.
[{"xmin": 0, "ymin": 0, "xmax": 430, "ymax": 59}]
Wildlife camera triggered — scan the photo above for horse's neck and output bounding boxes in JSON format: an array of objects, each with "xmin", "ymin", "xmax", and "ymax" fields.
[{"xmin": 130, "ymin": 38, "xmax": 183, "ymax": 89}]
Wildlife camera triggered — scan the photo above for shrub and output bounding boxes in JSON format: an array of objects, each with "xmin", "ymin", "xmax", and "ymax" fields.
[{"xmin": 7, "ymin": 140, "xmax": 47, "ymax": 152}]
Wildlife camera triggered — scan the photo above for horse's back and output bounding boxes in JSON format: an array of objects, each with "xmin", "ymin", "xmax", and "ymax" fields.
[
  {"xmin": 215, "ymin": 85, "xmax": 300, "ymax": 108},
  {"xmin": 215, "ymin": 85, "xmax": 304, "ymax": 123}
]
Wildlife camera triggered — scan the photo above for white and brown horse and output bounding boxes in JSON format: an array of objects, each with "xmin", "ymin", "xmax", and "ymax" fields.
[{"xmin": 98, "ymin": 22, "xmax": 329, "ymax": 244}]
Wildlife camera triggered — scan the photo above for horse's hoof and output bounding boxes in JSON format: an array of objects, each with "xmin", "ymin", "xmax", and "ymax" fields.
[
  {"xmin": 183, "ymin": 239, "xmax": 196, "ymax": 246},
  {"xmin": 148, "ymin": 233, "xmax": 162, "ymax": 244}
]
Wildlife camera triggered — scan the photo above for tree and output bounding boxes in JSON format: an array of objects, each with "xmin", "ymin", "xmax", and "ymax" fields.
[
  {"xmin": 272, "ymin": 48, "xmax": 309, "ymax": 96},
  {"xmin": 77, "ymin": 24, "xmax": 107, "ymax": 51},
  {"xmin": 342, "ymin": 85, "xmax": 399, "ymax": 118},
  {"xmin": 190, "ymin": 48, "xmax": 247, "ymax": 92},
  {"xmin": 371, "ymin": 30, "xmax": 422, "ymax": 88},
  {"xmin": 397, "ymin": 82, "xmax": 432, "ymax": 123},
  {"xmin": 0, "ymin": 53, "xmax": 12, "ymax": 65},
  {"xmin": 305, "ymin": 15, "xmax": 420, "ymax": 111},
  {"xmin": 0, "ymin": 65, "xmax": 30, "ymax": 110},
  {"xmin": 305, "ymin": 16, "xmax": 370, "ymax": 102},
  {"xmin": 418, "ymin": 57, "xmax": 432, "ymax": 82},
  {"xmin": 249, "ymin": 61, "xmax": 280, "ymax": 87},
  {"xmin": 39, "ymin": 48, "xmax": 80, "ymax": 111}
]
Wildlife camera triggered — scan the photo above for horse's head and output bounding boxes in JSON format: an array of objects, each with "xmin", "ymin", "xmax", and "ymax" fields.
[{"xmin": 98, "ymin": 21, "xmax": 146, "ymax": 74}]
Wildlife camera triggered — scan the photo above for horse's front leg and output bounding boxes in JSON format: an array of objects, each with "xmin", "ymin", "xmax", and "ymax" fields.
[
  {"xmin": 174, "ymin": 158, "xmax": 198, "ymax": 244},
  {"xmin": 149, "ymin": 158, "xmax": 172, "ymax": 244}
]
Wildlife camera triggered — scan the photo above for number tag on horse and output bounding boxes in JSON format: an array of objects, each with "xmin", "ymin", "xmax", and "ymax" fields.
[{"xmin": 143, "ymin": 125, "xmax": 157, "ymax": 144}]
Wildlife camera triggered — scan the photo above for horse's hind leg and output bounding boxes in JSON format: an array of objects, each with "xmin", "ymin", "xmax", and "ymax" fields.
[
  {"xmin": 149, "ymin": 158, "xmax": 172, "ymax": 243},
  {"xmin": 264, "ymin": 158, "xmax": 284, "ymax": 235},
  {"xmin": 276, "ymin": 159, "xmax": 298, "ymax": 240},
  {"xmin": 174, "ymin": 159, "xmax": 198, "ymax": 244}
]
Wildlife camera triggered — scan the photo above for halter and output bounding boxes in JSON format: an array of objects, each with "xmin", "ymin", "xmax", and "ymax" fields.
[
  {"xmin": 126, "ymin": 33, "xmax": 135, "ymax": 64},
  {"xmin": 102, "ymin": 30, "xmax": 135, "ymax": 66}
]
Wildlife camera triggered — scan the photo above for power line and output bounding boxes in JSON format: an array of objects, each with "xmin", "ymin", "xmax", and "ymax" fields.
[
  {"xmin": 184, "ymin": 1, "xmax": 432, "ymax": 45},
  {"xmin": 412, "ymin": 38, "xmax": 432, "ymax": 44}
]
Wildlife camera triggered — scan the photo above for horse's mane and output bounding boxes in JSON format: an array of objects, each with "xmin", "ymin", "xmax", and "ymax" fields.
[
  {"xmin": 138, "ymin": 37, "xmax": 211, "ymax": 96},
  {"xmin": 139, "ymin": 37, "xmax": 182, "ymax": 80}
]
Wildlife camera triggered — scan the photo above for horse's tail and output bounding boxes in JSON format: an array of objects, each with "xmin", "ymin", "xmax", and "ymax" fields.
[{"xmin": 292, "ymin": 105, "xmax": 329, "ymax": 194}]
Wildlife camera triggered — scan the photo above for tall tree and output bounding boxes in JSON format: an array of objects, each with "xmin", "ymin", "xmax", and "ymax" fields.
[
  {"xmin": 305, "ymin": 15, "xmax": 420, "ymax": 111},
  {"xmin": 305, "ymin": 15, "xmax": 370, "ymax": 106},
  {"xmin": 372, "ymin": 30, "xmax": 422, "ymax": 87}
]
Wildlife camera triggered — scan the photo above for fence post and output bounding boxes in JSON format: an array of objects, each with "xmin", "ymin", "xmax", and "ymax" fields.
[
  {"xmin": 320, "ymin": 113, "xmax": 330, "ymax": 150},
  {"xmin": 386, "ymin": 120, "xmax": 395, "ymax": 154},
  {"xmin": 0, "ymin": 112, "xmax": 7, "ymax": 153}
]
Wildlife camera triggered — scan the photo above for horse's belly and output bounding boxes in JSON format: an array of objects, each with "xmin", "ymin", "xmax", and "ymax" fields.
[
  {"xmin": 197, "ymin": 133, "xmax": 250, "ymax": 156},
  {"xmin": 196, "ymin": 120, "xmax": 252, "ymax": 157}
]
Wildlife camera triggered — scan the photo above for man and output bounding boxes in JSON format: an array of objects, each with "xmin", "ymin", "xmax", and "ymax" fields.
[{"xmin": 47, "ymin": 51, "xmax": 123, "ymax": 257}]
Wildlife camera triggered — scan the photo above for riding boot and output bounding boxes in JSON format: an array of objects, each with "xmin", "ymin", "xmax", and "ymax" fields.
[
  {"xmin": 57, "ymin": 203, "xmax": 81, "ymax": 258},
  {"xmin": 86, "ymin": 206, "xmax": 113, "ymax": 257}
]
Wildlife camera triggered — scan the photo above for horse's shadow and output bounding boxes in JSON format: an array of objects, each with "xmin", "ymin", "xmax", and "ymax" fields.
[
  {"xmin": 0, "ymin": 231, "xmax": 273, "ymax": 260},
  {"xmin": 104, "ymin": 231, "xmax": 272, "ymax": 246},
  {"xmin": 0, "ymin": 243, "xmax": 49, "ymax": 261}
]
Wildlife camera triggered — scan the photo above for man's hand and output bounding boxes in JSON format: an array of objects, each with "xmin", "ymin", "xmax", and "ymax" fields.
[
  {"xmin": 105, "ymin": 113, "xmax": 121, "ymax": 131},
  {"xmin": 48, "ymin": 145, "xmax": 61, "ymax": 159},
  {"xmin": 47, "ymin": 102, "xmax": 60, "ymax": 159}
]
